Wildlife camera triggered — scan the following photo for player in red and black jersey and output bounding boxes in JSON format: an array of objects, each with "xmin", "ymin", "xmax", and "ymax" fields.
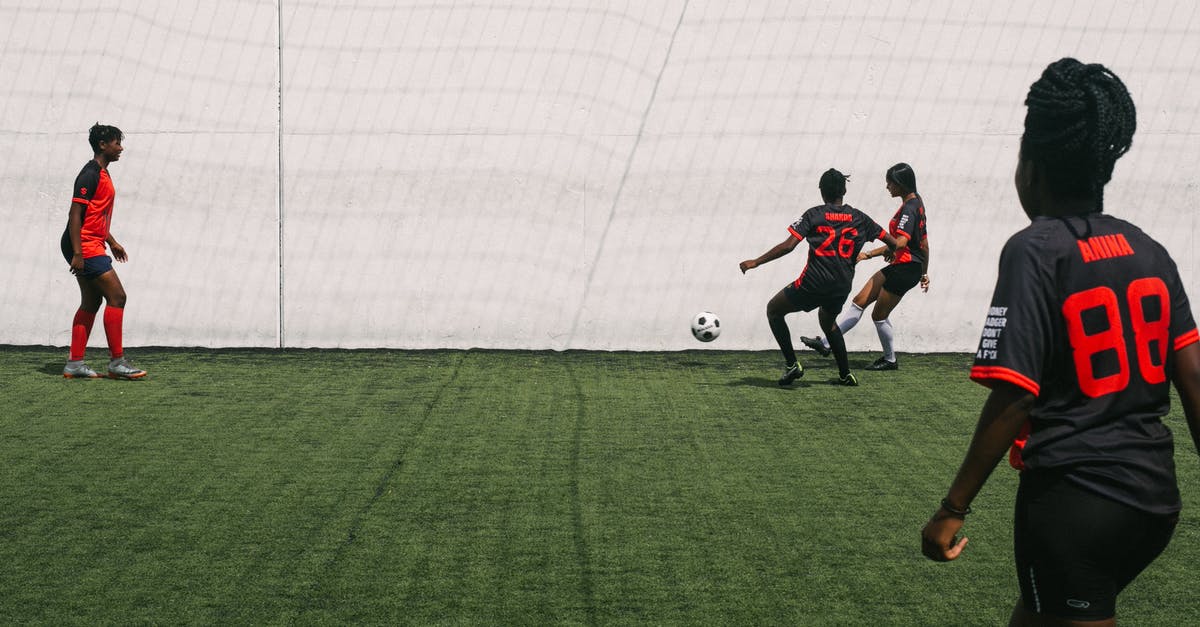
[
  {"xmin": 801, "ymin": 163, "xmax": 930, "ymax": 370},
  {"xmin": 922, "ymin": 59, "xmax": 1200, "ymax": 625},
  {"xmin": 60, "ymin": 123, "xmax": 146, "ymax": 379},
  {"xmin": 740, "ymin": 169, "xmax": 898, "ymax": 386}
]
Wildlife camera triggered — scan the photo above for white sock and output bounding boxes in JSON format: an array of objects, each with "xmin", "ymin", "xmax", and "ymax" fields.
[
  {"xmin": 823, "ymin": 303, "xmax": 865, "ymax": 349},
  {"xmin": 874, "ymin": 318, "xmax": 896, "ymax": 362}
]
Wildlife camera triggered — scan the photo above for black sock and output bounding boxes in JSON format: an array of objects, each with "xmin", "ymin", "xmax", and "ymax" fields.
[
  {"xmin": 827, "ymin": 327, "xmax": 850, "ymax": 376},
  {"xmin": 768, "ymin": 314, "xmax": 797, "ymax": 367}
]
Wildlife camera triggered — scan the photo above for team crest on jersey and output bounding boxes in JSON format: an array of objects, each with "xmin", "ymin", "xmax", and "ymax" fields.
[{"xmin": 79, "ymin": 187, "xmax": 88, "ymax": 195}]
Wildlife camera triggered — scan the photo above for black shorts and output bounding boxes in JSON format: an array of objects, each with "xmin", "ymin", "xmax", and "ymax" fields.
[
  {"xmin": 782, "ymin": 282, "xmax": 849, "ymax": 314},
  {"xmin": 1014, "ymin": 470, "xmax": 1178, "ymax": 621},
  {"xmin": 881, "ymin": 262, "xmax": 923, "ymax": 296}
]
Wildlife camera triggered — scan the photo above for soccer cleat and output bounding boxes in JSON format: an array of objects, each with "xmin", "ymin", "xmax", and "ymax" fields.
[
  {"xmin": 800, "ymin": 336, "xmax": 831, "ymax": 357},
  {"xmin": 836, "ymin": 372, "xmax": 859, "ymax": 386},
  {"xmin": 63, "ymin": 361, "xmax": 102, "ymax": 379},
  {"xmin": 107, "ymin": 357, "xmax": 147, "ymax": 380},
  {"xmin": 778, "ymin": 363, "xmax": 804, "ymax": 386},
  {"xmin": 865, "ymin": 356, "xmax": 898, "ymax": 371}
]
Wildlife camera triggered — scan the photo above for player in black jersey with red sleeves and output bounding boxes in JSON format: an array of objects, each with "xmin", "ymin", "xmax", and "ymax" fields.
[
  {"xmin": 922, "ymin": 58, "xmax": 1200, "ymax": 626},
  {"xmin": 740, "ymin": 169, "xmax": 898, "ymax": 386}
]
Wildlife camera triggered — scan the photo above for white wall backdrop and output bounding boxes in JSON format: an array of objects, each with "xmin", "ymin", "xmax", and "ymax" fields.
[{"xmin": 3, "ymin": 1, "xmax": 1198, "ymax": 351}]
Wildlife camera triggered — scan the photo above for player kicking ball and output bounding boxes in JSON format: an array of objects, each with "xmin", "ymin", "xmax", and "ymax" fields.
[
  {"xmin": 60, "ymin": 123, "xmax": 146, "ymax": 380},
  {"xmin": 740, "ymin": 169, "xmax": 898, "ymax": 386}
]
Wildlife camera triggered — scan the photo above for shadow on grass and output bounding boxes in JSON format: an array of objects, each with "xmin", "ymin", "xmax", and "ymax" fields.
[{"xmin": 724, "ymin": 376, "xmax": 812, "ymax": 389}]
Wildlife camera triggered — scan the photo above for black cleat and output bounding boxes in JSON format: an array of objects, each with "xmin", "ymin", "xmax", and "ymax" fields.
[
  {"xmin": 865, "ymin": 356, "xmax": 898, "ymax": 371},
  {"xmin": 778, "ymin": 363, "xmax": 804, "ymax": 386},
  {"xmin": 836, "ymin": 372, "xmax": 859, "ymax": 386},
  {"xmin": 800, "ymin": 336, "xmax": 831, "ymax": 357}
]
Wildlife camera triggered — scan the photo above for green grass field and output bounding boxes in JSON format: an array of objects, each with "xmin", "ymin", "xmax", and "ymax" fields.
[{"xmin": 2, "ymin": 346, "xmax": 1199, "ymax": 625}]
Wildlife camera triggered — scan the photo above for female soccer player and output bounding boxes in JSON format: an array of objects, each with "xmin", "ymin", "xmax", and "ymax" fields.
[
  {"xmin": 801, "ymin": 163, "xmax": 930, "ymax": 370},
  {"xmin": 61, "ymin": 123, "xmax": 146, "ymax": 379},
  {"xmin": 921, "ymin": 59, "xmax": 1200, "ymax": 626},
  {"xmin": 739, "ymin": 169, "xmax": 897, "ymax": 386}
]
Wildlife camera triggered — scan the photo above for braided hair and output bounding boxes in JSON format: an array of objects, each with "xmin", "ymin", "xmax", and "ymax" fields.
[
  {"xmin": 1020, "ymin": 58, "xmax": 1136, "ymax": 211},
  {"xmin": 819, "ymin": 168, "xmax": 849, "ymax": 202}
]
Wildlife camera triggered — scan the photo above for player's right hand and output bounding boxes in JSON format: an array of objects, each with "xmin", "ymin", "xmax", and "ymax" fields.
[
  {"xmin": 70, "ymin": 254, "xmax": 84, "ymax": 275},
  {"xmin": 921, "ymin": 510, "xmax": 967, "ymax": 562}
]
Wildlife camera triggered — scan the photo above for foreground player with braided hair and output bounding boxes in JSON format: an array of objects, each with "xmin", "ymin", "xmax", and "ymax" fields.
[{"xmin": 921, "ymin": 58, "xmax": 1200, "ymax": 625}]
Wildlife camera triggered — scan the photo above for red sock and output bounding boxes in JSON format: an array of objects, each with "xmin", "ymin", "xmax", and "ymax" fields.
[
  {"xmin": 69, "ymin": 309, "xmax": 97, "ymax": 361},
  {"xmin": 103, "ymin": 306, "xmax": 124, "ymax": 359}
]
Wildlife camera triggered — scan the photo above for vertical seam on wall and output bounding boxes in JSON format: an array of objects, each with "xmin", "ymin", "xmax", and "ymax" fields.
[
  {"xmin": 276, "ymin": 0, "xmax": 285, "ymax": 348},
  {"xmin": 566, "ymin": 0, "xmax": 690, "ymax": 349}
]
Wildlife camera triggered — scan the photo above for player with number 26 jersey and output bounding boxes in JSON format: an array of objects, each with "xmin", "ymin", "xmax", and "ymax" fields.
[
  {"xmin": 970, "ymin": 214, "xmax": 1197, "ymax": 514},
  {"xmin": 788, "ymin": 204, "xmax": 886, "ymax": 297}
]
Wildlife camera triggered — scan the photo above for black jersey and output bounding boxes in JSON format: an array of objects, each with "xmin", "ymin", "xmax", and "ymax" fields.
[
  {"xmin": 970, "ymin": 214, "xmax": 1198, "ymax": 515},
  {"xmin": 889, "ymin": 196, "xmax": 928, "ymax": 266},
  {"xmin": 788, "ymin": 203, "xmax": 886, "ymax": 293}
]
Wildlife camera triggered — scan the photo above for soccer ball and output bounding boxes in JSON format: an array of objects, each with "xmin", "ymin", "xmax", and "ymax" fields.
[{"xmin": 691, "ymin": 311, "xmax": 721, "ymax": 342}]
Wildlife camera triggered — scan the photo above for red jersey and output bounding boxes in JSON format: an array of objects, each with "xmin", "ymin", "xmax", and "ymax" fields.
[{"xmin": 67, "ymin": 160, "xmax": 115, "ymax": 258}]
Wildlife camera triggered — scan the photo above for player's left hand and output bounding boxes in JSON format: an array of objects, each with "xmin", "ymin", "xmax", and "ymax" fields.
[
  {"xmin": 920, "ymin": 274, "xmax": 930, "ymax": 292},
  {"xmin": 739, "ymin": 260, "xmax": 757, "ymax": 274},
  {"xmin": 921, "ymin": 510, "xmax": 967, "ymax": 562},
  {"xmin": 111, "ymin": 242, "xmax": 128, "ymax": 262}
]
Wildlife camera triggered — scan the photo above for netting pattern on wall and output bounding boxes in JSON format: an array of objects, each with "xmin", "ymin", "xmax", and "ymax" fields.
[{"xmin": 3, "ymin": 1, "xmax": 1198, "ymax": 350}]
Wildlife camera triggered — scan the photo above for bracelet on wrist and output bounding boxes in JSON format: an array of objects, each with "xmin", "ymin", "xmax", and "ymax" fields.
[{"xmin": 940, "ymin": 497, "xmax": 971, "ymax": 517}]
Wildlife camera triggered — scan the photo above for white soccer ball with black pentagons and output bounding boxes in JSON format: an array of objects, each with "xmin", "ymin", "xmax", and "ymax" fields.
[{"xmin": 691, "ymin": 311, "xmax": 721, "ymax": 342}]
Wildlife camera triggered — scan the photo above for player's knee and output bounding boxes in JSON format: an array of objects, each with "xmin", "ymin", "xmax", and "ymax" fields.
[{"xmin": 107, "ymin": 291, "xmax": 127, "ymax": 308}]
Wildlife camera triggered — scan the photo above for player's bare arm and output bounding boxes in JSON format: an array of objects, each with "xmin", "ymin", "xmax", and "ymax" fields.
[
  {"xmin": 919, "ymin": 238, "xmax": 930, "ymax": 291},
  {"xmin": 67, "ymin": 201, "xmax": 87, "ymax": 272},
  {"xmin": 1172, "ymin": 342, "xmax": 1200, "ymax": 456},
  {"xmin": 740, "ymin": 236, "xmax": 800, "ymax": 274},
  {"xmin": 922, "ymin": 381, "xmax": 1034, "ymax": 561},
  {"xmin": 861, "ymin": 234, "xmax": 909, "ymax": 263},
  {"xmin": 106, "ymin": 233, "xmax": 127, "ymax": 262}
]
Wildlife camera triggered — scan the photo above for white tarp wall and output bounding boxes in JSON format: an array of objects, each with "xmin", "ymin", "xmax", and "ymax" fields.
[{"xmin": 4, "ymin": 1, "xmax": 1198, "ymax": 351}]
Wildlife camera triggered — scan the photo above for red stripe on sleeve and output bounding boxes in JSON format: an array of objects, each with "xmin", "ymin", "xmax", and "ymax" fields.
[
  {"xmin": 787, "ymin": 226, "xmax": 803, "ymax": 240},
  {"xmin": 970, "ymin": 366, "xmax": 1040, "ymax": 396},
  {"xmin": 1175, "ymin": 328, "xmax": 1200, "ymax": 352}
]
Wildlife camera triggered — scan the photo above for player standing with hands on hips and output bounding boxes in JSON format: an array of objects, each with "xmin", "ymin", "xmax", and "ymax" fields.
[
  {"xmin": 61, "ymin": 123, "xmax": 146, "ymax": 380},
  {"xmin": 740, "ymin": 169, "xmax": 898, "ymax": 387},
  {"xmin": 922, "ymin": 58, "xmax": 1200, "ymax": 626},
  {"xmin": 801, "ymin": 162, "xmax": 929, "ymax": 370}
]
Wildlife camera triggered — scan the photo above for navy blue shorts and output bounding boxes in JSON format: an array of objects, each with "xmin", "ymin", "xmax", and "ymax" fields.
[
  {"xmin": 60, "ymin": 236, "xmax": 113, "ymax": 279},
  {"xmin": 1014, "ymin": 470, "xmax": 1177, "ymax": 621}
]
